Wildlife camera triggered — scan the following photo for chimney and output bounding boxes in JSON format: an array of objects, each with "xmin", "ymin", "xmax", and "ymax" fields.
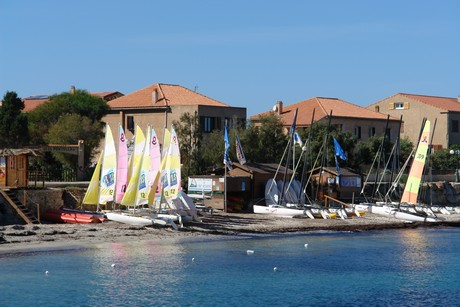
[
  {"xmin": 152, "ymin": 90, "xmax": 158, "ymax": 103},
  {"xmin": 275, "ymin": 101, "xmax": 283, "ymax": 115},
  {"xmin": 70, "ymin": 85, "xmax": 76, "ymax": 94}
]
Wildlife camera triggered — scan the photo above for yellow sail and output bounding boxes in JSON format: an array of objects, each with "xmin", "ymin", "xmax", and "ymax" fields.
[
  {"xmin": 401, "ymin": 120, "xmax": 430, "ymax": 204},
  {"xmin": 82, "ymin": 150, "xmax": 103, "ymax": 205},
  {"xmin": 99, "ymin": 124, "xmax": 117, "ymax": 204},
  {"xmin": 136, "ymin": 127, "xmax": 151, "ymax": 206},
  {"xmin": 163, "ymin": 127, "xmax": 181, "ymax": 203},
  {"xmin": 121, "ymin": 125, "xmax": 146, "ymax": 207},
  {"xmin": 127, "ymin": 125, "xmax": 146, "ymax": 181},
  {"xmin": 162, "ymin": 128, "xmax": 171, "ymax": 158}
]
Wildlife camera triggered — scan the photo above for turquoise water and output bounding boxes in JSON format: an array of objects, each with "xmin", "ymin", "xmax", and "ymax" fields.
[{"xmin": 1, "ymin": 228, "xmax": 460, "ymax": 306}]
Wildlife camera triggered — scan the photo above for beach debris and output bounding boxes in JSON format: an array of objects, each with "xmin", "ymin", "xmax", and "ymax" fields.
[{"xmin": 246, "ymin": 250, "xmax": 254, "ymax": 255}]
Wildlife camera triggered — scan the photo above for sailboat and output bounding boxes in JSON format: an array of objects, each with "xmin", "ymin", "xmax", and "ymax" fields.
[
  {"xmin": 355, "ymin": 119, "xmax": 439, "ymax": 222},
  {"xmin": 155, "ymin": 127, "xmax": 198, "ymax": 224},
  {"xmin": 253, "ymin": 109, "xmax": 310, "ymax": 217},
  {"xmin": 82, "ymin": 124, "xmax": 117, "ymax": 208},
  {"xmin": 115, "ymin": 124, "xmax": 128, "ymax": 203},
  {"xmin": 104, "ymin": 125, "xmax": 178, "ymax": 228}
]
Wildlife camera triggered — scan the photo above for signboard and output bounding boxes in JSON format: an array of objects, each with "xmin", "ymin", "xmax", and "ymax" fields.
[
  {"xmin": 340, "ymin": 176, "xmax": 362, "ymax": 188},
  {"xmin": 188, "ymin": 178, "xmax": 213, "ymax": 192}
]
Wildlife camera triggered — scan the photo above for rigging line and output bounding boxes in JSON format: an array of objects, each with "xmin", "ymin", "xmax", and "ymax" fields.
[
  {"xmin": 278, "ymin": 108, "xmax": 298, "ymax": 206},
  {"xmin": 371, "ymin": 115, "xmax": 390, "ymax": 199},
  {"xmin": 385, "ymin": 146, "xmax": 415, "ymax": 200},
  {"xmin": 303, "ymin": 145, "xmax": 323, "ymax": 204},
  {"xmin": 267, "ymin": 136, "xmax": 290, "ymax": 194},
  {"xmin": 375, "ymin": 141, "xmax": 398, "ymax": 199},
  {"xmin": 297, "ymin": 108, "xmax": 316, "ymax": 205},
  {"xmin": 315, "ymin": 110, "xmax": 333, "ymax": 202}
]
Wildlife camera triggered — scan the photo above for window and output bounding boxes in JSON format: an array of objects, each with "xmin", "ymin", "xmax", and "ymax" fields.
[
  {"xmin": 355, "ymin": 126, "xmax": 361, "ymax": 139},
  {"xmin": 375, "ymin": 106, "xmax": 380, "ymax": 112},
  {"xmin": 200, "ymin": 116, "xmax": 215, "ymax": 133},
  {"xmin": 369, "ymin": 127, "xmax": 376, "ymax": 137},
  {"xmin": 127, "ymin": 116, "xmax": 134, "ymax": 133},
  {"xmin": 452, "ymin": 120, "xmax": 459, "ymax": 133},
  {"xmin": 394, "ymin": 103, "xmax": 404, "ymax": 109}
]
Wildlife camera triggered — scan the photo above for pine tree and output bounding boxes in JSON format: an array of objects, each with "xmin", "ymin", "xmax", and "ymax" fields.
[{"xmin": 0, "ymin": 91, "xmax": 29, "ymax": 148}]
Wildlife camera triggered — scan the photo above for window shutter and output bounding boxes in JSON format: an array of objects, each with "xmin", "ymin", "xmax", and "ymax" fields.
[
  {"xmin": 389, "ymin": 102, "xmax": 394, "ymax": 110},
  {"xmin": 404, "ymin": 102, "xmax": 410, "ymax": 109}
]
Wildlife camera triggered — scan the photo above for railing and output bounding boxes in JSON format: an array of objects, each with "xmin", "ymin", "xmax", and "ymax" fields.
[{"xmin": 28, "ymin": 168, "xmax": 77, "ymax": 183}]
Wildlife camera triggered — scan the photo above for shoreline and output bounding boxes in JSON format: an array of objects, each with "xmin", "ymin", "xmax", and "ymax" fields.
[{"xmin": 1, "ymin": 211, "xmax": 460, "ymax": 253}]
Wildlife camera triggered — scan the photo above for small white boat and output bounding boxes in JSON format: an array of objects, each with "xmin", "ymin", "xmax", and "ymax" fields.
[
  {"xmin": 253, "ymin": 204, "xmax": 306, "ymax": 218},
  {"xmin": 355, "ymin": 203, "xmax": 439, "ymax": 223},
  {"xmin": 105, "ymin": 211, "xmax": 154, "ymax": 226},
  {"xmin": 105, "ymin": 211, "xmax": 178, "ymax": 229}
]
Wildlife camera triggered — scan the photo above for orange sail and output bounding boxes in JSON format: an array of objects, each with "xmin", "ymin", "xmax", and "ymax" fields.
[{"xmin": 400, "ymin": 120, "xmax": 430, "ymax": 204}]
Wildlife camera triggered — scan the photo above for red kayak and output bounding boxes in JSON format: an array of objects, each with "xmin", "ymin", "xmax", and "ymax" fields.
[{"xmin": 42, "ymin": 209, "xmax": 106, "ymax": 224}]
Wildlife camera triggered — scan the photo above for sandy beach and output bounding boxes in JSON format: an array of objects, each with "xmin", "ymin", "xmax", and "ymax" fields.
[{"xmin": 2, "ymin": 211, "xmax": 460, "ymax": 252}]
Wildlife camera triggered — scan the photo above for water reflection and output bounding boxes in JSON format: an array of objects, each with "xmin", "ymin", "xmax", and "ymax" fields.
[
  {"xmin": 397, "ymin": 229, "xmax": 435, "ymax": 270},
  {"xmin": 85, "ymin": 239, "xmax": 187, "ymax": 304}
]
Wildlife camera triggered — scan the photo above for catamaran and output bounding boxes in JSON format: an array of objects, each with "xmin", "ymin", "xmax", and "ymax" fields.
[{"xmin": 355, "ymin": 119, "xmax": 439, "ymax": 222}]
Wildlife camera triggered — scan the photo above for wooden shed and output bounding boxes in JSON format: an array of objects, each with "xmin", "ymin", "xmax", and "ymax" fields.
[
  {"xmin": 227, "ymin": 162, "xmax": 294, "ymax": 202},
  {"xmin": 0, "ymin": 149, "xmax": 41, "ymax": 188},
  {"xmin": 187, "ymin": 174, "xmax": 251, "ymax": 212},
  {"xmin": 309, "ymin": 166, "xmax": 362, "ymax": 202}
]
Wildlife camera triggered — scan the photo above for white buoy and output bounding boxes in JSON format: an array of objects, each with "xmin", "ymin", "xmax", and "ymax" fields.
[
  {"xmin": 111, "ymin": 264, "xmax": 116, "ymax": 267},
  {"xmin": 304, "ymin": 243, "xmax": 308, "ymax": 248},
  {"xmin": 45, "ymin": 271, "xmax": 49, "ymax": 275},
  {"xmin": 246, "ymin": 250, "xmax": 254, "ymax": 255},
  {"xmin": 273, "ymin": 267, "xmax": 278, "ymax": 272}
]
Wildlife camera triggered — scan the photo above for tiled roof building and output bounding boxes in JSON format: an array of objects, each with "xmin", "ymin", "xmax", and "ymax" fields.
[
  {"xmin": 251, "ymin": 97, "xmax": 400, "ymax": 142},
  {"xmin": 368, "ymin": 93, "xmax": 460, "ymax": 149},
  {"xmin": 104, "ymin": 83, "xmax": 246, "ymax": 143}
]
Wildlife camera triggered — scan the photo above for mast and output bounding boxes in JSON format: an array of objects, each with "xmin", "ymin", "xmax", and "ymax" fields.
[
  {"xmin": 315, "ymin": 110, "xmax": 332, "ymax": 203},
  {"xmin": 371, "ymin": 115, "xmax": 390, "ymax": 201},
  {"xmin": 298, "ymin": 108, "xmax": 315, "ymax": 205},
  {"xmin": 278, "ymin": 108, "xmax": 298, "ymax": 206}
]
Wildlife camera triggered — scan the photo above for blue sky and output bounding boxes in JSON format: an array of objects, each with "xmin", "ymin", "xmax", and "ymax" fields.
[{"xmin": 1, "ymin": 0, "xmax": 459, "ymax": 116}]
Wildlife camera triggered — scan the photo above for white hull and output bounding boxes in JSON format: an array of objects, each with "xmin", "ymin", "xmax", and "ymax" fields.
[
  {"xmin": 253, "ymin": 205, "xmax": 306, "ymax": 217},
  {"xmin": 355, "ymin": 204, "xmax": 438, "ymax": 223},
  {"xmin": 105, "ymin": 212, "xmax": 154, "ymax": 226},
  {"xmin": 105, "ymin": 212, "xmax": 178, "ymax": 229}
]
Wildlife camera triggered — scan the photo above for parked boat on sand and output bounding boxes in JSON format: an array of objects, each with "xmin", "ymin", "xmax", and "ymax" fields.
[{"xmin": 42, "ymin": 208, "xmax": 105, "ymax": 224}]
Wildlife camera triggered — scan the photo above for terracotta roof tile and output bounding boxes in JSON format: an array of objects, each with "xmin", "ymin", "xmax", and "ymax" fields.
[
  {"xmin": 22, "ymin": 97, "xmax": 49, "ymax": 112},
  {"xmin": 251, "ymin": 97, "xmax": 396, "ymax": 126},
  {"xmin": 378, "ymin": 93, "xmax": 460, "ymax": 112},
  {"xmin": 108, "ymin": 83, "xmax": 229, "ymax": 109}
]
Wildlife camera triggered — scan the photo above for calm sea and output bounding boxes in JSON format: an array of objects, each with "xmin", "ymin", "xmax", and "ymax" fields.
[{"xmin": 1, "ymin": 227, "xmax": 460, "ymax": 306}]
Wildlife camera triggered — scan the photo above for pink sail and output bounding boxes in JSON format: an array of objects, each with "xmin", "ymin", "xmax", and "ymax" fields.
[
  {"xmin": 115, "ymin": 124, "xmax": 129, "ymax": 202},
  {"xmin": 148, "ymin": 128, "xmax": 162, "ymax": 203}
]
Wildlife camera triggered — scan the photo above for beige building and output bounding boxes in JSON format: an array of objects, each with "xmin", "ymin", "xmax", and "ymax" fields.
[
  {"xmin": 368, "ymin": 93, "xmax": 460, "ymax": 149},
  {"xmin": 250, "ymin": 97, "xmax": 400, "ymax": 142},
  {"xmin": 103, "ymin": 83, "xmax": 246, "ymax": 144}
]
